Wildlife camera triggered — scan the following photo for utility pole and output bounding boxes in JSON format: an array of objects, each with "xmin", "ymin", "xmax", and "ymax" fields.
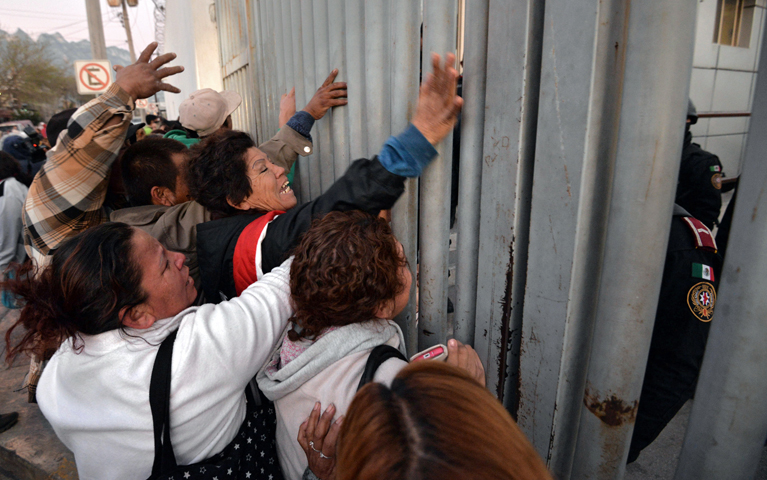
[
  {"xmin": 85, "ymin": 0, "xmax": 108, "ymax": 60},
  {"xmin": 120, "ymin": 0, "xmax": 137, "ymax": 63}
]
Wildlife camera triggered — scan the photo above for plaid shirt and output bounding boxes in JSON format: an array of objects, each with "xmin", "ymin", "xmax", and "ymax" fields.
[{"xmin": 23, "ymin": 83, "xmax": 134, "ymax": 268}]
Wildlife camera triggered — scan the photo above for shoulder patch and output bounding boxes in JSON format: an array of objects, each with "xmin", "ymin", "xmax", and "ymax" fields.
[
  {"xmin": 709, "ymin": 165, "xmax": 721, "ymax": 172},
  {"xmin": 682, "ymin": 217, "xmax": 718, "ymax": 252},
  {"xmin": 687, "ymin": 282, "xmax": 716, "ymax": 322},
  {"xmin": 712, "ymin": 173, "xmax": 722, "ymax": 189}
]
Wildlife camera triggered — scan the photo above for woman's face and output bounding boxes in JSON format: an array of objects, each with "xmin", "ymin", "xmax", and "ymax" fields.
[
  {"xmin": 132, "ymin": 229, "xmax": 197, "ymax": 321},
  {"xmin": 231, "ymin": 147, "xmax": 297, "ymax": 212}
]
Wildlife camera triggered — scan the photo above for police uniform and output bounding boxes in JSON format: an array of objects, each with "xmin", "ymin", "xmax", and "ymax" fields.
[{"xmin": 628, "ymin": 205, "xmax": 722, "ymax": 463}]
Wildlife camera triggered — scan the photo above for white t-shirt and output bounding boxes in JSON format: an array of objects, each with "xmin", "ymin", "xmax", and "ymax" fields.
[{"xmin": 37, "ymin": 259, "xmax": 293, "ymax": 480}]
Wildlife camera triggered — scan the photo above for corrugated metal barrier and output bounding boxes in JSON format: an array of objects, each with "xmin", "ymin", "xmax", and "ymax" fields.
[{"xmin": 212, "ymin": 1, "xmax": 767, "ymax": 478}]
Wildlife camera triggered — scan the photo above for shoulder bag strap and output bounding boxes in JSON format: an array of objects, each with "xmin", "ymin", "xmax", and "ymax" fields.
[
  {"xmin": 149, "ymin": 329, "xmax": 179, "ymax": 478},
  {"xmin": 356, "ymin": 344, "xmax": 407, "ymax": 392}
]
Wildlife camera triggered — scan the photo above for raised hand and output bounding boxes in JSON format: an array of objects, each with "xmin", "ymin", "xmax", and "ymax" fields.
[
  {"xmin": 411, "ymin": 52, "xmax": 463, "ymax": 145},
  {"xmin": 302, "ymin": 69, "xmax": 348, "ymax": 120},
  {"xmin": 114, "ymin": 42, "xmax": 184, "ymax": 100}
]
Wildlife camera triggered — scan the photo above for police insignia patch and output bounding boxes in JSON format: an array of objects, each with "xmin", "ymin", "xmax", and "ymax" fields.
[
  {"xmin": 687, "ymin": 282, "xmax": 716, "ymax": 322},
  {"xmin": 712, "ymin": 173, "xmax": 722, "ymax": 190}
]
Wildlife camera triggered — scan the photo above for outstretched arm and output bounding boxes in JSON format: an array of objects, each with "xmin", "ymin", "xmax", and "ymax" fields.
[{"xmin": 23, "ymin": 43, "xmax": 184, "ymax": 266}]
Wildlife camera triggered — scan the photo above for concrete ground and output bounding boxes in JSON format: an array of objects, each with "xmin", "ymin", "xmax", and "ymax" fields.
[{"xmin": 625, "ymin": 401, "xmax": 767, "ymax": 480}]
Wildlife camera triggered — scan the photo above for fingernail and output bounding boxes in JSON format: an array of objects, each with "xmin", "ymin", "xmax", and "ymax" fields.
[
  {"xmin": 449, "ymin": 339, "xmax": 457, "ymax": 347},
  {"xmin": 327, "ymin": 403, "xmax": 336, "ymax": 411},
  {"xmin": 335, "ymin": 415, "xmax": 344, "ymax": 425},
  {"xmin": 313, "ymin": 402, "xmax": 320, "ymax": 411}
]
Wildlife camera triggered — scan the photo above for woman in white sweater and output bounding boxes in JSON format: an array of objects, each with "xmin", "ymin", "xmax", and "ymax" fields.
[{"xmin": 3, "ymin": 222, "xmax": 295, "ymax": 480}]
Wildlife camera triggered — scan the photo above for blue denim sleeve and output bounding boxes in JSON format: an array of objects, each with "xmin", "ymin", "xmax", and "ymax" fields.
[
  {"xmin": 377, "ymin": 124, "xmax": 438, "ymax": 177},
  {"xmin": 286, "ymin": 111, "xmax": 315, "ymax": 141}
]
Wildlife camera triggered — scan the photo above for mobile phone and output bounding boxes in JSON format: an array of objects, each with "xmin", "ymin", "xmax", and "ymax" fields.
[{"xmin": 410, "ymin": 344, "xmax": 448, "ymax": 363}]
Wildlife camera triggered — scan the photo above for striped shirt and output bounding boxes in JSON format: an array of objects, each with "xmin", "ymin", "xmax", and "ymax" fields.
[{"xmin": 23, "ymin": 83, "xmax": 134, "ymax": 268}]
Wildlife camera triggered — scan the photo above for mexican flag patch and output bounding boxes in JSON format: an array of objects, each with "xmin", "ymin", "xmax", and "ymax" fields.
[
  {"xmin": 710, "ymin": 165, "xmax": 721, "ymax": 172},
  {"xmin": 692, "ymin": 263, "xmax": 714, "ymax": 281}
]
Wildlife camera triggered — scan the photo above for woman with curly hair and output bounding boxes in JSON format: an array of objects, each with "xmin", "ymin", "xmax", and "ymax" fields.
[{"xmin": 257, "ymin": 210, "xmax": 485, "ymax": 479}]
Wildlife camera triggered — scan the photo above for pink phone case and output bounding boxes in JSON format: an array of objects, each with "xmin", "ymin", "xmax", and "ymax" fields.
[{"xmin": 410, "ymin": 344, "xmax": 448, "ymax": 362}]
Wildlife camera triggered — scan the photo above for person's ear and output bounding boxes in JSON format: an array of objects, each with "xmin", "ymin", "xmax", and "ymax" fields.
[
  {"xmin": 151, "ymin": 186, "xmax": 175, "ymax": 207},
  {"xmin": 226, "ymin": 196, "xmax": 251, "ymax": 211},
  {"xmin": 373, "ymin": 300, "xmax": 395, "ymax": 320},
  {"xmin": 118, "ymin": 304, "xmax": 157, "ymax": 330}
]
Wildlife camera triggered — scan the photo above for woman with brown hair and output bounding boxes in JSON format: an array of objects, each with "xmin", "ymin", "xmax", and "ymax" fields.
[
  {"xmin": 257, "ymin": 210, "xmax": 484, "ymax": 479},
  {"xmin": 3, "ymin": 222, "xmax": 296, "ymax": 479},
  {"xmin": 300, "ymin": 361, "xmax": 553, "ymax": 480}
]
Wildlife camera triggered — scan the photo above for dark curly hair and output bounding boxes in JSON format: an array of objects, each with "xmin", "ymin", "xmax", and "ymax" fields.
[
  {"xmin": 185, "ymin": 129, "xmax": 255, "ymax": 216},
  {"xmin": 288, "ymin": 210, "xmax": 408, "ymax": 341},
  {"xmin": 3, "ymin": 222, "xmax": 148, "ymax": 363}
]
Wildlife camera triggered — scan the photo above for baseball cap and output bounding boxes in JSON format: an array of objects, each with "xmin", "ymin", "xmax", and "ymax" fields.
[{"xmin": 179, "ymin": 89, "xmax": 242, "ymax": 137}]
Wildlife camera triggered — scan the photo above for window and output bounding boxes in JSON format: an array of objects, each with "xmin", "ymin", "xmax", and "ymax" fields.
[{"xmin": 714, "ymin": 0, "xmax": 756, "ymax": 48}]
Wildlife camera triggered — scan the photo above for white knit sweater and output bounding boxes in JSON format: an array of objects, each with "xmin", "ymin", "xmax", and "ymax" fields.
[{"xmin": 37, "ymin": 259, "xmax": 294, "ymax": 480}]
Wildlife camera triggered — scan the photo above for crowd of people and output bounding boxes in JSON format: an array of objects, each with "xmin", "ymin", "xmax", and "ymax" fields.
[{"xmin": 0, "ymin": 42, "xmax": 552, "ymax": 480}]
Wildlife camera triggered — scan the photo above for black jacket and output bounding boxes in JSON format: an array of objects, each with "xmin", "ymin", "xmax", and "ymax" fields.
[
  {"xmin": 196, "ymin": 156, "xmax": 405, "ymax": 302},
  {"xmin": 675, "ymin": 131, "xmax": 724, "ymax": 229}
]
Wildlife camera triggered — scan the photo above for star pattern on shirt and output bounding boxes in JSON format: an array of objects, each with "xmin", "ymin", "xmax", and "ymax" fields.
[
  {"xmin": 183, "ymin": 472, "xmax": 190, "ymax": 479},
  {"xmin": 234, "ymin": 443, "xmax": 240, "ymax": 450},
  {"xmin": 245, "ymin": 472, "xmax": 251, "ymax": 479}
]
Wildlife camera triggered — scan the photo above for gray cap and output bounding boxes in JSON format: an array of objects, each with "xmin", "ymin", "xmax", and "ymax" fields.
[{"xmin": 687, "ymin": 99, "xmax": 698, "ymax": 125}]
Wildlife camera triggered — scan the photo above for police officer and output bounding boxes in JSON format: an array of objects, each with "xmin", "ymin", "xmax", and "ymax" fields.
[
  {"xmin": 627, "ymin": 204, "xmax": 722, "ymax": 463},
  {"xmin": 675, "ymin": 100, "xmax": 724, "ymax": 230}
]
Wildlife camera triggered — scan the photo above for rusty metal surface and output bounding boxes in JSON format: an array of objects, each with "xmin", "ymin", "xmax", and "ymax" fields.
[{"xmin": 569, "ymin": 1, "xmax": 697, "ymax": 478}]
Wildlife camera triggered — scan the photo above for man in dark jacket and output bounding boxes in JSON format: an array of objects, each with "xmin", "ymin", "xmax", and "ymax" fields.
[
  {"xmin": 627, "ymin": 204, "xmax": 722, "ymax": 463},
  {"xmin": 675, "ymin": 100, "xmax": 724, "ymax": 229}
]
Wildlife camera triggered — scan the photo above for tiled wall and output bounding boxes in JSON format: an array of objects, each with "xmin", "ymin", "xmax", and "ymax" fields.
[{"xmin": 689, "ymin": 0, "xmax": 766, "ymax": 176}]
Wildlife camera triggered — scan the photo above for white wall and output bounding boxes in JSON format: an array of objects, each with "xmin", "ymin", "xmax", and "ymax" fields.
[
  {"xmin": 689, "ymin": 0, "xmax": 766, "ymax": 176},
  {"xmin": 163, "ymin": 0, "xmax": 223, "ymax": 120}
]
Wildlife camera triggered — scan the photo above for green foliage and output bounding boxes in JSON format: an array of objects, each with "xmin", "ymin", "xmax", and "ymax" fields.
[
  {"xmin": 12, "ymin": 108, "xmax": 43, "ymax": 124},
  {"xmin": 0, "ymin": 36, "xmax": 71, "ymax": 111}
]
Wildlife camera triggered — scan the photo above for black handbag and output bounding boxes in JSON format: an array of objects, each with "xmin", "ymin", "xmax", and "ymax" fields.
[{"xmin": 147, "ymin": 330, "xmax": 285, "ymax": 480}]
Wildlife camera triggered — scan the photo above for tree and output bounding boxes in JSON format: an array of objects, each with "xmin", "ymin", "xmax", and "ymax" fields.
[{"xmin": 0, "ymin": 36, "xmax": 71, "ymax": 111}]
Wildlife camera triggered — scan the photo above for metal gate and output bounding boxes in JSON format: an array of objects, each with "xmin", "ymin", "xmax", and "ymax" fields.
[{"xmin": 212, "ymin": 1, "xmax": 767, "ymax": 478}]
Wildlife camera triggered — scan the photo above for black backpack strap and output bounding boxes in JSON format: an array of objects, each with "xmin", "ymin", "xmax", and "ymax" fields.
[
  {"xmin": 0, "ymin": 180, "xmax": 5, "ymax": 198},
  {"xmin": 149, "ymin": 330, "xmax": 179, "ymax": 479},
  {"xmin": 356, "ymin": 345, "xmax": 408, "ymax": 392}
]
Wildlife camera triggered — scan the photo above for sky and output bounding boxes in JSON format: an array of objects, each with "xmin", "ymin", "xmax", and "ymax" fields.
[{"xmin": 0, "ymin": 0, "xmax": 157, "ymax": 51}]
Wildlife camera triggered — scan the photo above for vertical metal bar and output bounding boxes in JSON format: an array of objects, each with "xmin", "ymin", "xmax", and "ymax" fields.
[
  {"xmin": 418, "ymin": 0, "xmax": 457, "ymax": 350},
  {"xmin": 453, "ymin": 0, "xmax": 489, "ymax": 346},
  {"xmin": 260, "ymin": 0, "xmax": 277, "ymax": 134},
  {"xmin": 250, "ymin": 0, "xmax": 267, "ymax": 142},
  {"xmin": 471, "ymin": 0, "xmax": 540, "ymax": 402},
  {"xmin": 270, "ymin": 0, "xmax": 286, "ymax": 117},
  {"xmin": 327, "ymin": 0, "xmax": 349, "ymax": 177},
  {"xmin": 363, "ymin": 0, "xmax": 391, "ymax": 153},
  {"xmin": 311, "ymin": 0, "xmax": 336, "ymax": 192},
  {"xmin": 344, "ymin": 0, "xmax": 367, "ymax": 160},
  {"xmin": 297, "ymin": 0, "xmax": 322, "ymax": 200},
  {"xmin": 569, "ymin": 1, "xmax": 697, "ymax": 477},
  {"xmin": 390, "ymin": 0, "xmax": 421, "ymax": 356},
  {"xmin": 674, "ymin": 26, "xmax": 767, "ymax": 480}
]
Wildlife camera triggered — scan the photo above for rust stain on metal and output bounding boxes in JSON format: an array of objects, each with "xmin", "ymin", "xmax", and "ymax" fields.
[
  {"xmin": 497, "ymin": 237, "xmax": 516, "ymax": 400},
  {"xmin": 583, "ymin": 385, "xmax": 638, "ymax": 427},
  {"xmin": 422, "ymin": 329, "xmax": 435, "ymax": 337}
]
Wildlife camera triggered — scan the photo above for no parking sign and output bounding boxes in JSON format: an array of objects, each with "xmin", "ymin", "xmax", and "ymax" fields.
[{"xmin": 74, "ymin": 60, "xmax": 113, "ymax": 95}]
